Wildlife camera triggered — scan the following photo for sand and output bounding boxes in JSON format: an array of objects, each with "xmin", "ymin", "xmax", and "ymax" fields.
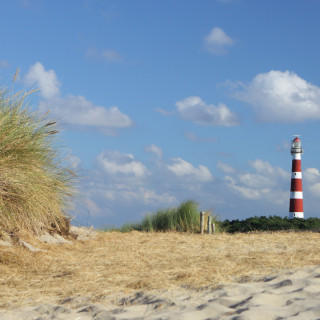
[
  {"xmin": 1, "ymin": 265, "xmax": 320, "ymax": 319},
  {"xmin": 1, "ymin": 230, "xmax": 320, "ymax": 319}
]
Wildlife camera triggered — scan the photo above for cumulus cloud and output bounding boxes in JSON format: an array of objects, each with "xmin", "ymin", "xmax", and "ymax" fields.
[
  {"xmin": 224, "ymin": 159, "xmax": 289, "ymax": 204},
  {"xmin": 24, "ymin": 62, "xmax": 133, "ymax": 131},
  {"xmin": 97, "ymin": 150, "xmax": 149, "ymax": 178},
  {"xmin": 25, "ymin": 62, "xmax": 61, "ymax": 99},
  {"xmin": 249, "ymin": 159, "xmax": 288, "ymax": 179},
  {"xmin": 167, "ymin": 158, "xmax": 213, "ymax": 182},
  {"xmin": 75, "ymin": 150, "xmax": 182, "ymax": 225},
  {"xmin": 303, "ymin": 168, "xmax": 320, "ymax": 198},
  {"xmin": 39, "ymin": 96, "xmax": 133, "ymax": 128},
  {"xmin": 102, "ymin": 184, "xmax": 176, "ymax": 205},
  {"xmin": 145, "ymin": 144, "xmax": 163, "ymax": 158},
  {"xmin": 234, "ymin": 70, "xmax": 320, "ymax": 123},
  {"xmin": 204, "ymin": 27, "xmax": 235, "ymax": 54},
  {"xmin": 304, "ymin": 168, "xmax": 320, "ymax": 184},
  {"xmin": 217, "ymin": 161, "xmax": 236, "ymax": 173},
  {"xmin": 225, "ymin": 176, "xmax": 263, "ymax": 200},
  {"xmin": 175, "ymin": 96, "xmax": 239, "ymax": 126}
]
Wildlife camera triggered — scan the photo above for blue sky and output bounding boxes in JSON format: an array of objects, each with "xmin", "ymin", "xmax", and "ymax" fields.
[{"xmin": 1, "ymin": 0, "xmax": 320, "ymax": 227}]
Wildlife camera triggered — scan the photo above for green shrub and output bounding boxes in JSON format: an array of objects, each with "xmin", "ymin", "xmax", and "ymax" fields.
[
  {"xmin": 0, "ymin": 90, "xmax": 76, "ymax": 234},
  {"xmin": 221, "ymin": 216, "xmax": 320, "ymax": 233}
]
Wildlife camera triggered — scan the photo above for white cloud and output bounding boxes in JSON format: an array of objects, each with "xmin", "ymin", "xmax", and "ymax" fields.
[
  {"xmin": 303, "ymin": 168, "xmax": 320, "ymax": 198},
  {"xmin": 154, "ymin": 108, "xmax": 173, "ymax": 116},
  {"xmin": 234, "ymin": 70, "xmax": 320, "ymax": 123},
  {"xmin": 102, "ymin": 49, "xmax": 122, "ymax": 62},
  {"xmin": 167, "ymin": 158, "xmax": 213, "ymax": 182},
  {"xmin": 83, "ymin": 198, "xmax": 102, "ymax": 216},
  {"xmin": 249, "ymin": 159, "xmax": 288, "ymax": 179},
  {"xmin": 97, "ymin": 150, "xmax": 149, "ymax": 178},
  {"xmin": 217, "ymin": 161, "xmax": 236, "ymax": 173},
  {"xmin": 25, "ymin": 62, "xmax": 61, "ymax": 99},
  {"xmin": 204, "ymin": 27, "xmax": 235, "ymax": 54},
  {"xmin": 24, "ymin": 62, "xmax": 133, "ymax": 131},
  {"xmin": 86, "ymin": 48, "xmax": 122, "ymax": 62},
  {"xmin": 145, "ymin": 144, "xmax": 163, "ymax": 158},
  {"xmin": 102, "ymin": 185, "xmax": 176, "ymax": 205},
  {"xmin": 39, "ymin": 95, "xmax": 133, "ymax": 128},
  {"xmin": 304, "ymin": 168, "xmax": 320, "ymax": 184},
  {"xmin": 225, "ymin": 176, "xmax": 263, "ymax": 200},
  {"xmin": 65, "ymin": 152, "xmax": 81, "ymax": 169},
  {"xmin": 175, "ymin": 96, "xmax": 239, "ymax": 127},
  {"xmin": 224, "ymin": 160, "xmax": 289, "ymax": 204}
]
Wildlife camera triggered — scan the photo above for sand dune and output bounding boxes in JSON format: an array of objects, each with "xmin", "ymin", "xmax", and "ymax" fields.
[{"xmin": 1, "ymin": 230, "xmax": 320, "ymax": 319}]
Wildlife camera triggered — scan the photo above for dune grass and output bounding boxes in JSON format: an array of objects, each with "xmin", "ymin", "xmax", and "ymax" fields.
[
  {"xmin": 119, "ymin": 200, "xmax": 201, "ymax": 232},
  {"xmin": 1, "ymin": 231, "xmax": 320, "ymax": 308},
  {"xmin": 0, "ymin": 89, "xmax": 76, "ymax": 235}
]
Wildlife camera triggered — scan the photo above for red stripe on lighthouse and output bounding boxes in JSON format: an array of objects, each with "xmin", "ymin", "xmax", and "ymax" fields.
[
  {"xmin": 289, "ymin": 199, "xmax": 303, "ymax": 212},
  {"xmin": 290, "ymin": 179, "xmax": 302, "ymax": 192},
  {"xmin": 292, "ymin": 160, "xmax": 301, "ymax": 172}
]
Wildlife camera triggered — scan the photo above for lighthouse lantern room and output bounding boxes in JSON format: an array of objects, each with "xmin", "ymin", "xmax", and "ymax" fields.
[{"xmin": 289, "ymin": 136, "xmax": 304, "ymax": 219}]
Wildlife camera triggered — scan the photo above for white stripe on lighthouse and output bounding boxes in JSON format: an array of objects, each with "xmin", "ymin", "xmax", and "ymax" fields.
[
  {"xmin": 291, "ymin": 172, "xmax": 302, "ymax": 179},
  {"xmin": 290, "ymin": 212, "xmax": 304, "ymax": 218},
  {"xmin": 292, "ymin": 153, "xmax": 301, "ymax": 160},
  {"xmin": 290, "ymin": 191, "xmax": 303, "ymax": 199}
]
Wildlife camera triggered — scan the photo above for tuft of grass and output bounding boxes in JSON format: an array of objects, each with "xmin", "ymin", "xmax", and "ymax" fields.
[
  {"xmin": 0, "ymin": 89, "xmax": 76, "ymax": 235},
  {"xmin": 151, "ymin": 208, "xmax": 176, "ymax": 231},
  {"xmin": 122, "ymin": 200, "xmax": 201, "ymax": 233},
  {"xmin": 174, "ymin": 200, "xmax": 199, "ymax": 232}
]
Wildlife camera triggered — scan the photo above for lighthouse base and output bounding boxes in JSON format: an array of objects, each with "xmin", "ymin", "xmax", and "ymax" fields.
[{"xmin": 289, "ymin": 212, "xmax": 304, "ymax": 219}]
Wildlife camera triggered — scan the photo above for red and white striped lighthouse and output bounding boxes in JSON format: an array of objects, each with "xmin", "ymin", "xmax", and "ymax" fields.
[{"xmin": 289, "ymin": 136, "xmax": 304, "ymax": 219}]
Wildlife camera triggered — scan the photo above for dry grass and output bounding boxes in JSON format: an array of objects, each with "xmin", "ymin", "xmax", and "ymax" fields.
[
  {"xmin": 1, "ymin": 231, "xmax": 320, "ymax": 308},
  {"xmin": 0, "ymin": 89, "xmax": 76, "ymax": 234}
]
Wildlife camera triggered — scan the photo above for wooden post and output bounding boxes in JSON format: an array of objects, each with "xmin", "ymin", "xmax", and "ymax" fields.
[
  {"xmin": 212, "ymin": 223, "xmax": 216, "ymax": 234},
  {"xmin": 207, "ymin": 215, "xmax": 212, "ymax": 234},
  {"xmin": 200, "ymin": 211, "xmax": 205, "ymax": 234}
]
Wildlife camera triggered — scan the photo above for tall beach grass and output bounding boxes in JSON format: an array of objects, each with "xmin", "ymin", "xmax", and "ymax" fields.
[
  {"xmin": 120, "ymin": 200, "xmax": 201, "ymax": 232},
  {"xmin": 0, "ymin": 89, "xmax": 76, "ymax": 235}
]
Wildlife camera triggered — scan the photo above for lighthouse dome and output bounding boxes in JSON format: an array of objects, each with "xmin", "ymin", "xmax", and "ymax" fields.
[{"xmin": 291, "ymin": 136, "xmax": 302, "ymax": 154}]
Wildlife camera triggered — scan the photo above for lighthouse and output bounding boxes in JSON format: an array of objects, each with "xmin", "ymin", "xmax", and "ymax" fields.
[{"xmin": 289, "ymin": 136, "xmax": 304, "ymax": 219}]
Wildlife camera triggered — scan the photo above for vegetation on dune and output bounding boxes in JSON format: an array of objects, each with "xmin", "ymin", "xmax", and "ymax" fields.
[
  {"xmin": 222, "ymin": 216, "xmax": 320, "ymax": 233},
  {"xmin": 117, "ymin": 207, "xmax": 320, "ymax": 234},
  {"xmin": 0, "ymin": 89, "xmax": 76, "ymax": 235},
  {"xmin": 119, "ymin": 200, "xmax": 201, "ymax": 232}
]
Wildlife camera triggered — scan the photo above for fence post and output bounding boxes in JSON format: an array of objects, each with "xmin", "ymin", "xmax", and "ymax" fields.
[
  {"xmin": 200, "ymin": 211, "xmax": 205, "ymax": 234},
  {"xmin": 207, "ymin": 215, "xmax": 212, "ymax": 234},
  {"xmin": 212, "ymin": 223, "xmax": 216, "ymax": 234}
]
